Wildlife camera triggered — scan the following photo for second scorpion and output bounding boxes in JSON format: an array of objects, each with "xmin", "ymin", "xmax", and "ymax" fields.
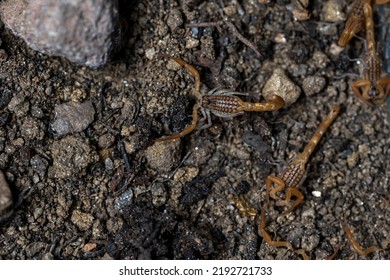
[{"xmin": 259, "ymin": 105, "xmax": 340, "ymax": 249}]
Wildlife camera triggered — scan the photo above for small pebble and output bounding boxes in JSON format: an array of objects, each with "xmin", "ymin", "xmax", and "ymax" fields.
[
  {"xmin": 114, "ymin": 188, "xmax": 134, "ymax": 210},
  {"xmin": 51, "ymin": 100, "xmax": 95, "ymax": 136},
  {"xmin": 329, "ymin": 43, "xmax": 345, "ymax": 60},
  {"xmin": 173, "ymin": 167, "xmax": 199, "ymax": 184},
  {"xmin": 145, "ymin": 48, "xmax": 156, "ymax": 60},
  {"xmin": 347, "ymin": 151, "xmax": 359, "ymax": 168},
  {"xmin": 145, "ymin": 140, "xmax": 181, "ymax": 172},
  {"xmin": 185, "ymin": 37, "xmax": 199, "ymax": 49},
  {"xmin": 82, "ymin": 243, "xmax": 97, "ymax": 253},
  {"xmin": 20, "ymin": 119, "xmax": 43, "ymax": 140},
  {"xmin": 71, "ymin": 210, "xmax": 94, "ymax": 231},
  {"xmin": 49, "ymin": 135, "xmax": 97, "ymax": 179},
  {"xmin": 292, "ymin": 0, "xmax": 310, "ymax": 21},
  {"xmin": 98, "ymin": 133, "xmax": 115, "ymax": 149},
  {"xmin": 312, "ymin": 191, "xmax": 322, "ymax": 198},
  {"xmin": 0, "ymin": 49, "xmax": 8, "ymax": 62},
  {"xmin": 274, "ymin": 33, "xmax": 286, "ymax": 44},
  {"xmin": 167, "ymin": 9, "xmax": 183, "ymax": 32},
  {"xmin": 223, "ymin": 5, "xmax": 237, "ymax": 16},
  {"xmin": 151, "ymin": 183, "xmax": 167, "ymax": 207},
  {"xmin": 310, "ymin": 51, "xmax": 330, "ymax": 69},
  {"xmin": 262, "ymin": 68, "xmax": 301, "ymax": 107},
  {"xmin": 322, "ymin": 0, "xmax": 345, "ymax": 22},
  {"xmin": 302, "ymin": 75, "xmax": 326, "ymax": 96},
  {"xmin": 30, "ymin": 155, "xmax": 49, "ymax": 178}
]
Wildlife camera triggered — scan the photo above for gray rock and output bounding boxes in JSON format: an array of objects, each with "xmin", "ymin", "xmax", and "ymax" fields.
[
  {"xmin": 0, "ymin": 0, "xmax": 122, "ymax": 68},
  {"xmin": 0, "ymin": 170, "xmax": 12, "ymax": 214},
  {"xmin": 30, "ymin": 155, "xmax": 49, "ymax": 178},
  {"xmin": 114, "ymin": 188, "xmax": 133, "ymax": 211},
  {"xmin": 51, "ymin": 100, "xmax": 95, "ymax": 136}
]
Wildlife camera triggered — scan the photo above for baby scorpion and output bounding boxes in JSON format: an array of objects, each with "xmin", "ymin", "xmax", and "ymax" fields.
[{"xmin": 156, "ymin": 55, "xmax": 285, "ymax": 142}]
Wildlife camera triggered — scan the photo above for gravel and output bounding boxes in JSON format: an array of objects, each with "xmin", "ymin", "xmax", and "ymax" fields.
[{"xmin": 0, "ymin": 0, "xmax": 388, "ymax": 260}]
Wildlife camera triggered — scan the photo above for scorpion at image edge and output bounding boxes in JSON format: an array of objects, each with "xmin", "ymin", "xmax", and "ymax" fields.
[
  {"xmin": 337, "ymin": 0, "xmax": 390, "ymax": 256},
  {"xmin": 338, "ymin": 0, "xmax": 390, "ymax": 106}
]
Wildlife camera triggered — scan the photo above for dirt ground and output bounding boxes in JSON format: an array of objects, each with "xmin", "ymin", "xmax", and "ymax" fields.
[{"xmin": 0, "ymin": 0, "xmax": 389, "ymax": 260}]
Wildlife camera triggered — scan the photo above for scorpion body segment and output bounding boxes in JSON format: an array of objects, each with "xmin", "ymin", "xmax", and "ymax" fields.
[
  {"xmin": 202, "ymin": 95, "xmax": 245, "ymax": 116},
  {"xmin": 297, "ymin": 104, "xmax": 340, "ymax": 163},
  {"xmin": 203, "ymin": 92, "xmax": 285, "ymax": 117},
  {"xmin": 231, "ymin": 195, "xmax": 258, "ymax": 220},
  {"xmin": 242, "ymin": 95, "xmax": 285, "ymax": 112}
]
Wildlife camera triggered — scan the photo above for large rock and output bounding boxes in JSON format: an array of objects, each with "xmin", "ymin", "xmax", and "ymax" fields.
[
  {"xmin": 0, "ymin": 171, "xmax": 12, "ymax": 214},
  {"xmin": 0, "ymin": 0, "xmax": 123, "ymax": 68}
]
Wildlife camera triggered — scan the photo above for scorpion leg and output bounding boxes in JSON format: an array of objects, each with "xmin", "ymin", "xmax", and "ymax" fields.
[
  {"xmin": 377, "ymin": 77, "xmax": 390, "ymax": 98},
  {"xmin": 156, "ymin": 55, "xmax": 202, "ymax": 142},
  {"xmin": 280, "ymin": 187, "xmax": 304, "ymax": 215},
  {"xmin": 258, "ymin": 204, "xmax": 293, "ymax": 249},
  {"xmin": 267, "ymin": 175, "xmax": 304, "ymax": 214},
  {"xmin": 230, "ymin": 195, "xmax": 258, "ymax": 220},
  {"xmin": 296, "ymin": 249, "xmax": 310, "ymax": 260},
  {"xmin": 343, "ymin": 219, "xmax": 378, "ymax": 255},
  {"xmin": 267, "ymin": 175, "xmax": 286, "ymax": 201},
  {"xmin": 351, "ymin": 79, "xmax": 372, "ymax": 105},
  {"xmin": 376, "ymin": 0, "xmax": 390, "ymax": 4}
]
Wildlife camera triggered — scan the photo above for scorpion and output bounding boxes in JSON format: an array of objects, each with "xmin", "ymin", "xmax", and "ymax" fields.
[
  {"xmin": 339, "ymin": 0, "xmax": 390, "ymax": 106},
  {"xmin": 338, "ymin": 0, "xmax": 390, "ymax": 256},
  {"xmin": 156, "ymin": 55, "xmax": 285, "ymax": 142},
  {"xmin": 231, "ymin": 106, "xmax": 340, "ymax": 251},
  {"xmin": 259, "ymin": 105, "xmax": 340, "ymax": 249}
]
